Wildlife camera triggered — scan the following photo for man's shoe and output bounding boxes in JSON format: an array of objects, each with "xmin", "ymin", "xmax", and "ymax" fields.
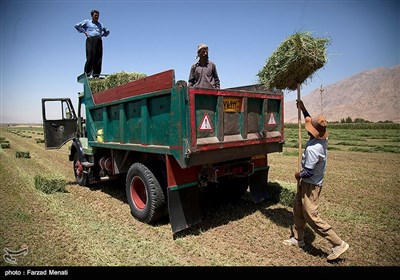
[
  {"xmin": 283, "ymin": 237, "xmax": 305, "ymax": 247},
  {"xmin": 327, "ymin": 241, "xmax": 349, "ymax": 261}
]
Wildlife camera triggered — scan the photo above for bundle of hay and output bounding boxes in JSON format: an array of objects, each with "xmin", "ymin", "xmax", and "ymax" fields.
[
  {"xmin": 0, "ymin": 138, "xmax": 10, "ymax": 148},
  {"xmin": 34, "ymin": 173, "xmax": 66, "ymax": 194},
  {"xmin": 90, "ymin": 71, "xmax": 147, "ymax": 94},
  {"xmin": 258, "ymin": 32, "xmax": 330, "ymax": 90},
  {"xmin": 1, "ymin": 143, "xmax": 10, "ymax": 149},
  {"xmin": 16, "ymin": 151, "xmax": 30, "ymax": 158}
]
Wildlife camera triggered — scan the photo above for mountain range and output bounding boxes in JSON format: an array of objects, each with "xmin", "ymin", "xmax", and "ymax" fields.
[{"xmin": 284, "ymin": 65, "xmax": 400, "ymax": 123}]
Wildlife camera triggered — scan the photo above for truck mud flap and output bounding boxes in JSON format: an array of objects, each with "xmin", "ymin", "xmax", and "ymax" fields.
[
  {"xmin": 249, "ymin": 167, "xmax": 270, "ymax": 203},
  {"xmin": 168, "ymin": 186, "xmax": 201, "ymax": 234}
]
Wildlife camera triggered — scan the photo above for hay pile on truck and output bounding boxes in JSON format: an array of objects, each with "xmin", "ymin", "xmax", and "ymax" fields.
[{"xmin": 41, "ymin": 70, "xmax": 284, "ymax": 234}]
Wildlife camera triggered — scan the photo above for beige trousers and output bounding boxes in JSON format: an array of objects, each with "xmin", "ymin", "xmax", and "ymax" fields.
[{"xmin": 292, "ymin": 180, "xmax": 342, "ymax": 247}]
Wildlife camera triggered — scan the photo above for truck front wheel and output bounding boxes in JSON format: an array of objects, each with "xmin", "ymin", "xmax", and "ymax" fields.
[
  {"xmin": 126, "ymin": 163, "xmax": 166, "ymax": 224},
  {"xmin": 73, "ymin": 153, "xmax": 89, "ymax": 186}
]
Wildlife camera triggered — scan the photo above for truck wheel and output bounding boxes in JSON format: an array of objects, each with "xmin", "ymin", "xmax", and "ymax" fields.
[
  {"xmin": 73, "ymin": 153, "xmax": 89, "ymax": 186},
  {"xmin": 145, "ymin": 160, "xmax": 168, "ymax": 217},
  {"xmin": 126, "ymin": 163, "xmax": 166, "ymax": 224}
]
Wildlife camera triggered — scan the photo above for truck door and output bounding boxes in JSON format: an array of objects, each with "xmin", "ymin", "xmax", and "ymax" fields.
[{"xmin": 41, "ymin": 98, "xmax": 78, "ymax": 149}]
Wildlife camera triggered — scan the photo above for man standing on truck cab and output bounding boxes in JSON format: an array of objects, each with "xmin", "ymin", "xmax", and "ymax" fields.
[
  {"xmin": 74, "ymin": 10, "xmax": 110, "ymax": 78},
  {"xmin": 188, "ymin": 43, "xmax": 220, "ymax": 89},
  {"xmin": 283, "ymin": 100, "xmax": 349, "ymax": 262}
]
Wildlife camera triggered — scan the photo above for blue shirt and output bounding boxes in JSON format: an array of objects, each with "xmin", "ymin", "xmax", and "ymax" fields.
[
  {"xmin": 301, "ymin": 138, "xmax": 328, "ymax": 186},
  {"xmin": 75, "ymin": 19, "xmax": 110, "ymax": 37}
]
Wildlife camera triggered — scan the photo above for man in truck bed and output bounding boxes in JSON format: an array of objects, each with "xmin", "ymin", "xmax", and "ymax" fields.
[{"xmin": 188, "ymin": 43, "xmax": 220, "ymax": 89}]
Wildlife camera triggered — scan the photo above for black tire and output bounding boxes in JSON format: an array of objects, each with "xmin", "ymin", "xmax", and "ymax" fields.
[
  {"xmin": 126, "ymin": 163, "xmax": 166, "ymax": 224},
  {"xmin": 145, "ymin": 160, "xmax": 168, "ymax": 216},
  {"xmin": 73, "ymin": 153, "xmax": 89, "ymax": 186}
]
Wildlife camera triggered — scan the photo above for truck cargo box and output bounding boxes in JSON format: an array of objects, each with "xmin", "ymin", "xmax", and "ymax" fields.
[{"xmin": 42, "ymin": 69, "xmax": 284, "ymax": 233}]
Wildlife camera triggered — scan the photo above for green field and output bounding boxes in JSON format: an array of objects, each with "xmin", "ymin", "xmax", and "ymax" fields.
[{"xmin": 284, "ymin": 122, "xmax": 400, "ymax": 153}]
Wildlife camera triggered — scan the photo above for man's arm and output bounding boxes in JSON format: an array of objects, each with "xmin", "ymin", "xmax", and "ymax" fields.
[
  {"xmin": 295, "ymin": 148, "xmax": 317, "ymax": 180},
  {"xmin": 212, "ymin": 64, "xmax": 220, "ymax": 89},
  {"xmin": 296, "ymin": 99, "xmax": 310, "ymax": 118},
  {"xmin": 102, "ymin": 24, "xmax": 110, "ymax": 37},
  {"xmin": 296, "ymin": 167, "xmax": 314, "ymax": 179},
  {"xmin": 188, "ymin": 65, "xmax": 196, "ymax": 87},
  {"xmin": 74, "ymin": 20, "xmax": 87, "ymax": 33}
]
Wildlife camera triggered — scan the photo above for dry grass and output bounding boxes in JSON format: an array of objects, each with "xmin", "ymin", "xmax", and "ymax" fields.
[
  {"xmin": 89, "ymin": 71, "xmax": 146, "ymax": 94},
  {"xmin": 258, "ymin": 31, "xmax": 330, "ymax": 90},
  {"xmin": 0, "ymin": 127, "xmax": 399, "ymax": 267}
]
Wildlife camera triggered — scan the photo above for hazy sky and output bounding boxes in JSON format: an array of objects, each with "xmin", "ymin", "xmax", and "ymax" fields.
[{"xmin": 1, "ymin": 0, "xmax": 399, "ymax": 123}]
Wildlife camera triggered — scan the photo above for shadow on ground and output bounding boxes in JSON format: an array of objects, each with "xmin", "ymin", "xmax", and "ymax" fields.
[{"xmin": 71, "ymin": 178, "xmax": 326, "ymax": 249}]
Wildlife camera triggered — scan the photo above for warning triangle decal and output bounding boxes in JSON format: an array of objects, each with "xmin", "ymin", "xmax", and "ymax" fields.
[
  {"xmin": 199, "ymin": 113, "xmax": 213, "ymax": 131},
  {"xmin": 268, "ymin": 113, "xmax": 276, "ymax": 125}
]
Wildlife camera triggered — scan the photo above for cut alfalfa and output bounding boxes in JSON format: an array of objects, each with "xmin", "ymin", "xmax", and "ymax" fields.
[
  {"xmin": 89, "ymin": 71, "xmax": 147, "ymax": 94},
  {"xmin": 1, "ymin": 143, "xmax": 10, "ymax": 149},
  {"xmin": 268, "ymin": 181, "xmax": 297, "ymax": 207},
  {"xmin": 16, "ymin": 151, "xmax": 30, "ymax": 158},
  {"xmin": 34, "ymin": 173, "xmax": 67, "ymax": 194},
  {"xmin": 35, "ymin": 138, "xmax": 45, "ymax": 144},
  {"xmin": 258, "ymin": 32, "xmax": 331, "ymax": 90}
]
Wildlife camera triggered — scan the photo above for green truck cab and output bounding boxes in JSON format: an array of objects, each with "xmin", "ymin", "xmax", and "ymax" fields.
[{"xmin": 41, "ymin": 69, "xmax": 284, "ymax": 233}]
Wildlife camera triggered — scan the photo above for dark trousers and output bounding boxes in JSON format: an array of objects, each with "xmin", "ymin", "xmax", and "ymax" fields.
[{"xmin": 85, "ymin": 36, "xmax": 103, "ymax": 77}]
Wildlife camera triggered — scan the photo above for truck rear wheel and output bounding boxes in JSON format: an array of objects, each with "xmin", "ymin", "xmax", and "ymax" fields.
[
  {"xmin": 73, "ymin": 153, "xmax": 89, "ymax": 186},
  {"xmin": 126, "ymin": 163, "xmax": 166, "ymax": 224}
]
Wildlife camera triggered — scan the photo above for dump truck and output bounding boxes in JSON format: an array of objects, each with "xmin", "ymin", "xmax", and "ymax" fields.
[{"xmin": 41, "ymin": 69, "xmax": 284, "ymax": 233}]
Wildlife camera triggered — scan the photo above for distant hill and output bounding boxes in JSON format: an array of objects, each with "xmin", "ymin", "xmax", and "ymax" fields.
[{"xmin": 284, "ymin": 65, "xmax": 400, "ymax": 123}]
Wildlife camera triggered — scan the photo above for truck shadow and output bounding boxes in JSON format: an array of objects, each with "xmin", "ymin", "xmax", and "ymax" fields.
[
  {"xmin": 83, "ymin": 179, "xmax": 325, "ymax": 256},
  {"xmin": 174, "ymin": 191, "xmax": 260, "ymax": 238},
  {"xmin": 87, "ymin": 179, "xmax": 128, "ymax": 204},
  {"xmin": 175, "ymin": 184, "xmax": 326, "ymax": 258},
  {"xmin": 173, "ymin": 184, "xmax": 303, "ymax": 239},
  {"xmin": 86, "ymin": 179, "xmax": 260, "ymax": 236}
]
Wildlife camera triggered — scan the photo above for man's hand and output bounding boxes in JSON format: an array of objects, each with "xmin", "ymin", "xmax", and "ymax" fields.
[
  {"xmin": 294, "ymin": 172, "xmax": 301, "ymax": 181},
  {"xmin": 296, "ymin": 100, "xmax": 306, "ymax": 113}
]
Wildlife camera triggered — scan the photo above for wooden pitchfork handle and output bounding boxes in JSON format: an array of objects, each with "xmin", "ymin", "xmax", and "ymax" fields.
[{"xmin": 297, "ymin": 83, "xmax": 302, "ymax": 186}]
